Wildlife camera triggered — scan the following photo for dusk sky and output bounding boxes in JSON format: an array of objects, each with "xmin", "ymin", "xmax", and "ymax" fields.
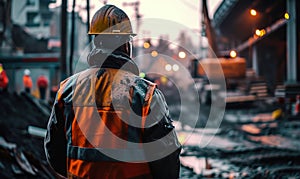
[{"xmin": 50, "ymin": 0, "xmax": 222, "ymax": 46}]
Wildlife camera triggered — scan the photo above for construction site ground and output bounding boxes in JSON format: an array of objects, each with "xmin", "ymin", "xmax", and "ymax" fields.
[{"xmin": 0, "ymin": 91, "xmax": 300, "ymax": 178}]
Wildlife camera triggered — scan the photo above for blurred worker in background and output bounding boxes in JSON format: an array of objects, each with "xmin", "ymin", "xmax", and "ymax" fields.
[
  {"xmin": 37, "ymin": 74, "xmax": 48, "ymax": 100},
  {"xmin": 23, "ymin": 69, "xmax": 32, "ymax": 94},
  {"xmin": 45, "ymin": 4, "xmax": 181, "ymax": 179},
  {"xmin": 48, "ymin": 85, "xmax": 58, "ymax": 105},
  {"xmin": 0, "ymin": 63, "xmax": 9, "ymax": 92}
]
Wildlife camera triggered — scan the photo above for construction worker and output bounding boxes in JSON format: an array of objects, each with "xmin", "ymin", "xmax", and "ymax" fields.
[
  {"xmin": 23, "ymin": 69, "xmax": 32, "ymax": 93},
  {"xmin": 37, "ymin": 74, "xmax": 48, "ymax": 100},
  {"xmin": 49, "ymin": 85, "xmax": 58, "ymax": 105},
  {"xmin": 44, "ymin": 4, "xmax": 181, "ymax": 179},
  {"xmin": 0, "ymin": 63, "xmax": 9, "ymax": 92}
]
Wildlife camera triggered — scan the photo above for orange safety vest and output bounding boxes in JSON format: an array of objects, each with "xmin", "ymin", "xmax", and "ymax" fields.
[
  {"xmin": 23, "ymin": 75, "xmax": 33, "ymax": 88},
  {"xmin": 52, "ymin": 68, "xmax": 155, "ymax": 179}
]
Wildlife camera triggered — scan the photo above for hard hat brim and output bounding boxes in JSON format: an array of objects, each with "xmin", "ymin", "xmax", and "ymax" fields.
[{"xmin": 88, "ymin": 32, "xmax": 137, "ymax": 36}]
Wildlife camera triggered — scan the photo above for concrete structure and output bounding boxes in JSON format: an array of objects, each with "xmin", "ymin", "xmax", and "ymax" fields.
[
  {"xmin": 0, "ymin": 53, "xmax": 60, "ymax": 95},
  {"xmin": 11, "ymin": 0, "xmax": 55, "ymax": 38},
  {"xmin": 1, "ymin": 1, "xmax": 89, "ymax": 93},
  {"xmin": 213, "ymin": 0, "xmax": 299, "ymax": 93}
]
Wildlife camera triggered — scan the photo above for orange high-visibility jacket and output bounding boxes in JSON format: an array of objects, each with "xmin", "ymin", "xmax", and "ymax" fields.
[
  {"xmin": 37, "ymin": 75, "xmax": 48, "ymax": 88},
  {"xmin": 0, "ymin": 70, "xmax": 9, "ymax": 88},
  {"xmin": 23, "ymin": 75, "xmax": 33, "ymax": 88},
  {"xmin": 44, "ymin": 52, "xmax": 181, "ymax": 179}
]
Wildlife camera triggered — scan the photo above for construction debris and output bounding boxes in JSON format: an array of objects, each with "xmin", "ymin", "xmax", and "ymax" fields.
[
  {"xmin": 0, "ymin": 91, "xmax": 57, "ymax": 178},
  {"xmin": 1, "ymin": 88, "xmax": 300, "ymax": 178},
  {"xmin": 179, "ymin": 98, "xmax": 300, "ymax": 178}
]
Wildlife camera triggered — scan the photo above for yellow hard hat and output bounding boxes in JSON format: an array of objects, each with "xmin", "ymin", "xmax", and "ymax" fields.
[{"xmin": 88, "ymin": 5, "xmax": 136, "ymax": 36}]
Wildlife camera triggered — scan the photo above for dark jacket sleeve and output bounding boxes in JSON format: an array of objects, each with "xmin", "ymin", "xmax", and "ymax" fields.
[
  {"xmin": 44, "ymin": 96, "xmax": 67, "ymax": 177},
  {"xmin": 143, "ymin": 89, "xmax": 182, "ymax": 179}
]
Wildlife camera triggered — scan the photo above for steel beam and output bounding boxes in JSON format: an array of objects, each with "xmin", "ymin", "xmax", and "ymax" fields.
[{"xmin": 286, "ymin": 0, "xmax": 297, "ymax": 83}]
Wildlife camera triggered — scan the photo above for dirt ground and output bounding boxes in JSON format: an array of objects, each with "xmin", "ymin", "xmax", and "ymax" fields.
[
  {"xmin": 1, "ymin": 91, "xmax": 300, "ymax": 178},
  {"xmin": 0, "ymin": 91, "xmax": 57, "ymax": 178},
  {"xmin": 178, "ymin": 100, "xmax": 300, "ymax": 178}
]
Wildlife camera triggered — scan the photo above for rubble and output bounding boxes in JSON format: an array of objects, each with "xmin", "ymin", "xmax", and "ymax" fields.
[
  {"xmin": 178, "ymin": 99, "xmax": 300, "ymax": 178},
  {"xmin": 0, "ymin": 91, "xmax": 57, "ymax": 178},
  {"xmin": 1, "ymin": 89, "xmax": 300, "ymax": 178}
]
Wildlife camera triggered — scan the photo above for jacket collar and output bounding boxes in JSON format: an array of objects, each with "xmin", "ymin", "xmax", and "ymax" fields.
[{"xmin": 87, "ymin": 49, "xmax": 139, "ymax": 75}]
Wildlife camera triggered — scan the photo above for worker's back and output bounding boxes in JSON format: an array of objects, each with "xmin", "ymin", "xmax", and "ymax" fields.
[
  {"xmin": 70, "ymin": 68, "xmax": 152, "ymax": 178},
  {"xmin": 46, "ymin": 66, "xmax": 164, "ymax": 178}
]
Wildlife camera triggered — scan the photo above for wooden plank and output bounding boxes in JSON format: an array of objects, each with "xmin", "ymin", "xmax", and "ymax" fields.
[{"xmin": 226, "ymin": 95, "xmax": 256, "ymax": 103}]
